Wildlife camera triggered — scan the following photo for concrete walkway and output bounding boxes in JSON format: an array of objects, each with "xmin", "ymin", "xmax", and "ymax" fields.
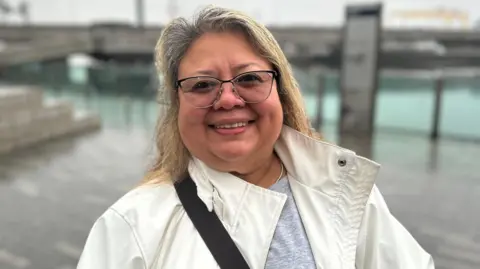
[{"xmin": 0, "ymin": 126, "xmax": 479, "ymax": 269}]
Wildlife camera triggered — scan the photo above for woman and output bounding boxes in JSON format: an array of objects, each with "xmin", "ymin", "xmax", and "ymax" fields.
[{"xmin": 77, "ymin": 5, "xmax": 434, "ymax": 269}]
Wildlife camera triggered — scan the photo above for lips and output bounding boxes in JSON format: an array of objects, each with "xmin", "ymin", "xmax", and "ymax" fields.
[
  {"xmin": 208, "ymin": 119, "xmax": 256, "ymax": 129},
  {"xmin": 214, "ymin": 122, "xmax": 248, "ymax": 129}
]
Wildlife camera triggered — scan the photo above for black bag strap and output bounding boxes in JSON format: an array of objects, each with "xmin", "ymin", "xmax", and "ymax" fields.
[{"xmin": 174, "ymin": 173, "xmax": 250, "ymax": 269}]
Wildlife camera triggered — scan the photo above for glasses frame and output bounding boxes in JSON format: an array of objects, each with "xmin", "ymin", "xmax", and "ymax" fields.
[{"xmin": 176, "ymin": 70, "xmax": 279, "ymax": 108}]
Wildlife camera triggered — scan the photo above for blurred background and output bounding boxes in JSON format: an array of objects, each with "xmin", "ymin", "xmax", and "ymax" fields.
[{"xmin": 0, "ymin": 0, "xmax": 479, "ymax": 269}]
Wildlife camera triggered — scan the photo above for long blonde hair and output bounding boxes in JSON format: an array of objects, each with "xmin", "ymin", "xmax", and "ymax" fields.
[{"xmin": 143, "ymin": 5, "xmax": 320, "ymax": 184}]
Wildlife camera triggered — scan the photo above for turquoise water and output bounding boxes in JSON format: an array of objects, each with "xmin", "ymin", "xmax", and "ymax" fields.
[
  {"xmin": 296, "ymin": 72, "xmax": 480, "ymax": 140},
  {"xmin": 43, "ymin": 89, "xmax": 159, "ymax": 130},
  {"xmin": 304, "ymin": 88, "xmax": 480, "ymax": 139}
]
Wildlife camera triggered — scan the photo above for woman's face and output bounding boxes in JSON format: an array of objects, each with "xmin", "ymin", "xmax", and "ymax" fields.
[{"xmin": 177, "ymin": 31, "xmax": 284, "ymax": 173}]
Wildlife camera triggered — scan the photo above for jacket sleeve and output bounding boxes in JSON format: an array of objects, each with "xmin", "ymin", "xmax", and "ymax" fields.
[
  {"xmin": 77, "ymin": 208, "xmax": 146, "ymax": 269},
  {"xmin": 355, "ymin": 186, "xmax": 435, "ymax": 269}
]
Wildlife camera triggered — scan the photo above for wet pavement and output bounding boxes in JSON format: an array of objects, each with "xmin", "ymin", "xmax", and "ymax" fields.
[{"xmin": 0, "ymin": 125, "xmax": 479, "ymax": 269}]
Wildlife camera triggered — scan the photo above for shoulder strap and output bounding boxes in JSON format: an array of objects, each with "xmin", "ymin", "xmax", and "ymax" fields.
[{"xmin": 174, "ymin": 173, "xmax": 250, "ymax": 269}]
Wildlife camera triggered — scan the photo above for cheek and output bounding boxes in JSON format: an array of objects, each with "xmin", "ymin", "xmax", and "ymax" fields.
[
  {"xmin": 256, "ymin": 90, "xmax": 283, "ymax": 123},
  {"xmin": 178, "ymin": 93, "xmax": 205, "ymax": 125},
  {"xmin": 179, "ymin": 107, "xmax": 204, "ymax": 125},
  {"xmin": 178, "ymin": 97, "xmax": 208, "ymax": 148}
]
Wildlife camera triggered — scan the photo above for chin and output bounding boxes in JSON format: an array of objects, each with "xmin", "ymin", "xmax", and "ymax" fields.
[{"xmin": 212, "ymin": 143, "xmax": 253, "ymax": 162}]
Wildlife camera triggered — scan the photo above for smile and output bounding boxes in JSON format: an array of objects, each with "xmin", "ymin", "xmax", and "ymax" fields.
[
  {"xmin": 208, "ymin": 120, "xmax": 255, "ymax": 135},
  {"xmin": 215, "ymin": 122, "xmax": 247, "ymax": 129},
  {"xmin": 210, "ymin": 120, "xmax": 255, "ymax": 129}
]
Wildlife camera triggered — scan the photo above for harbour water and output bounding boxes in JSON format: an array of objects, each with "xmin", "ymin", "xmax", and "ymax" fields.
[{"xmin": 296, "ymin": 69, "xmax": 480, "ymax": 141}]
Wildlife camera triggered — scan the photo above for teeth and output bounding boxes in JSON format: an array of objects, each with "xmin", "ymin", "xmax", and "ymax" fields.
[{"xmin": 215, "ymin": 122, "xmax": 247, "ymax": 129}]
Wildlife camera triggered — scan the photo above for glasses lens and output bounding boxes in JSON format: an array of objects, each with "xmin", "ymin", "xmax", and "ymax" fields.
[
  {"xmin": 178, "ymin": 71, "xmax": 275, "ymax": 108},
  {"xmin": 181, "ymin": 77, "xmax": 220, "ymax": 107},
  {"xmin": 234, "ymin": 71, "xmax": 274, "ymax": 103}
]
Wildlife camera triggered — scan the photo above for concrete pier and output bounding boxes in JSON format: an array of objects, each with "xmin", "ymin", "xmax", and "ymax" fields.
[{"xmin": 0, "ymin": 86, "xmax": 101, "ymax": 155}]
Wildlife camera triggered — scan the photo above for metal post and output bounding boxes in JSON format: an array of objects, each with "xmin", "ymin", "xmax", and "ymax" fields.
[
  {"xmin": 431, "ymin": 76, "xmax": 444, "ymax": 140},
  {"xmin": 135, "ymin": 0, "xmax": 145, "ymax": 28},
  {"xmin": 18, "ymin": 1, "xmax": 30, "ymax": 25}
]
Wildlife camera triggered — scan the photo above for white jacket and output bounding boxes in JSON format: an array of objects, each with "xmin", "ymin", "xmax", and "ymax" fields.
[{"xmin": 77, "ymin": 126, "xmax": 434, "ymax": 269}]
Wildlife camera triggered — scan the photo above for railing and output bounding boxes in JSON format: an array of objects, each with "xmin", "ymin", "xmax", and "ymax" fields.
[{"xmin": 298, "ymin": 67, "xmax": 480, "ymax": 142}]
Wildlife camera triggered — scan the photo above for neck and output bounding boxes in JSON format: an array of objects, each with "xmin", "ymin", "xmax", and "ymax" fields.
[{"xmin": 232, "ymin": 153, "xmax": 283, "ymax": 188}]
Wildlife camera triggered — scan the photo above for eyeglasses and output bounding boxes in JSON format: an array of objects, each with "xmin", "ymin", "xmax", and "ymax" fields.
[{"xmin": 176, "ymin": 70, "xmax": 278, "ymax": 108}]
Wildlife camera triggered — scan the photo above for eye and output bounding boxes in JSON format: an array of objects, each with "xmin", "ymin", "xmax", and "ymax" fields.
[
  {"xmin": 236, "ymin": 73, "xmax": 262, "ymax": 84},
  {"xmin": 189, "ymin": 79, "xmax": 219, "ymax": 93}
]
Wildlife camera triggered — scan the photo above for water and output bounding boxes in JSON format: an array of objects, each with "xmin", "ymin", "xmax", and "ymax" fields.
[
  {"xmin": 43, "ymin": 89, "xmax": 159, "ymax": 131},
  {"xmin": 296, "ymin": 70, "xmax": 480, "ymax": 141},
  {"xmin": 304, "ymin": 87, "xmax": 480, "ymax": 139}
]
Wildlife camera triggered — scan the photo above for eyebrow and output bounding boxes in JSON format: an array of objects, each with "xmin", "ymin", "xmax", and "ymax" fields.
[
  {"xmin": 232, "ymin": 63, "xmax": 259, "ymax": 73},
  {"xmin": 191, "ymin": 63, "xmax": 262, "ymax": 77}
]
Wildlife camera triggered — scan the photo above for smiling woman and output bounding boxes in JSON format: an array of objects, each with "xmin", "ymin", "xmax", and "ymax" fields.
[
  {"xmin": 76, "ymin": 5, "xmax": 434, "ymax": 269},
  {"xmin": 176, "ymin": 32, "xmax": 285, "ymax": 184}
]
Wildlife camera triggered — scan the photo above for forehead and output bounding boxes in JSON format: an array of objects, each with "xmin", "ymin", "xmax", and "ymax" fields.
[{"xmin": 178, "ymin": 32, "xmax": 271, "ymax": 78}]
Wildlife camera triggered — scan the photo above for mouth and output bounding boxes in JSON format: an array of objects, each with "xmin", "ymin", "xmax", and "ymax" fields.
[
  {"xmin": 208, "ymin": 120, "xmax": 256, "ymax": 129},
  {"xmin": 208, "ymin": 120, "xmax": 255, "ymax": 135}
]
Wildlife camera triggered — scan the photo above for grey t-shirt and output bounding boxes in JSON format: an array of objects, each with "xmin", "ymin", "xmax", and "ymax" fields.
[{"xmin": 265, "ymin": 176, "xmax": 316, "ymax": 269}]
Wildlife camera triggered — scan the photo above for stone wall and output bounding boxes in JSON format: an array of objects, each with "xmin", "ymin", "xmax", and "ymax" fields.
[{"xmin": 0, "ymin": 85, "xmax": 101, "ymax": 154}]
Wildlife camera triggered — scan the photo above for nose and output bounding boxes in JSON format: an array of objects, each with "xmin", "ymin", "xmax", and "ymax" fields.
[{"xmin": 212, "ymin": 82, "xmax": 245, "ymax": 110}]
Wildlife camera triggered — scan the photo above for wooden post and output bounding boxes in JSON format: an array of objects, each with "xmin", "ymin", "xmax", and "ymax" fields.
[
  {"xmin": 431, "ymin": 76, "xmax": 444, "ymax": 140},
  {"xmin": 313, "ymin": 73, "xmax": 325, "ymax": 131}
]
